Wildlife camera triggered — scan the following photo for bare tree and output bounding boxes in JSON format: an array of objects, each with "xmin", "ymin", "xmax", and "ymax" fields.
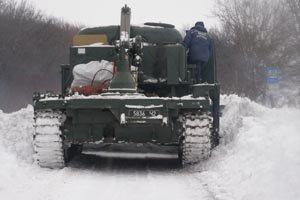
[
  {"xmin": 286, "ymin": 0, "xmax": 300, "ymax": 47},
  {"xmin": 0, "ymin": 0, "xmax": 80, "ymax": 112},
  {"xmin": 213, "ymin": 0, "xmax": 291, "ymax": 99}
]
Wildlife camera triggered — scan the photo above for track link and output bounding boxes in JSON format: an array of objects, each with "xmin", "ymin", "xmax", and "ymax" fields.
[
  {"xmin": 33, "ymin": 110, "xmax": 66, "ymax": 169},
  {"xmin": 179, "ymin": 112, "xmax": 213, "ymax": 166}
]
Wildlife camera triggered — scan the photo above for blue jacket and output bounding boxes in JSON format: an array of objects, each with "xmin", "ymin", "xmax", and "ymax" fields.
[{"xmin": 184, "ymin": 25, "xmax": 211, "ymax": 63}]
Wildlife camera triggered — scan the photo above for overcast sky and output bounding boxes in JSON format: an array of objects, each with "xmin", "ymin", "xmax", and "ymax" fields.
[{"xmin": 17, "ymin": 0, "xmax": 219, "ymax": 30}]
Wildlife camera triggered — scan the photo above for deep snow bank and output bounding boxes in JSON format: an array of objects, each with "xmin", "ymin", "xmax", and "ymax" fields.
[
  {"xmin": 0, "ymin": 105, "xmax": 34, "ymax": 163},
  {"xmin": 198, "ymin": 95, "xmax": 300, "ymax": 200},
  {"xmin": 0, "ymin": 105, "xmax": 36, "ymax": 198}
]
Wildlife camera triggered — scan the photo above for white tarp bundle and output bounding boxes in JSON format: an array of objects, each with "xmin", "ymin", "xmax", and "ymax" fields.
[{"xmin": 71, "ymin": 60, "xmax": 114, "ymax": 88}]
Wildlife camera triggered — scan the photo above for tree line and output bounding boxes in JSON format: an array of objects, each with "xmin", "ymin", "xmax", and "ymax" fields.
[
  {"xmin": 0, "ymin": 0, "xmax": 79, "ymax": 112},
  {"xmin": 212, "ymin": 0, "xmax": 300, "ymax": 106}
]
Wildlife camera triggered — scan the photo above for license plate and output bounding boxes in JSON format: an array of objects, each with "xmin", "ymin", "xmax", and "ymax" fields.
[{"xmin": 128, "ymin": 109, "xmax": 160, "ymax": 118}]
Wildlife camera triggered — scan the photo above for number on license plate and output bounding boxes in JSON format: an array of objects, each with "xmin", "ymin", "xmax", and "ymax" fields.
[{"xmin": 128, "ymin": 110, "xmax": 159, "ymax": 118}]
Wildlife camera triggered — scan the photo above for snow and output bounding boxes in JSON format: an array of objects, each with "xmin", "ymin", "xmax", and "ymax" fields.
[
  {"xmin": 125, "ymin": 104, "xmax": 163, "ymax": 109},
  {"xmin": 162, "ymin": 117, "xmax": 168, "ymax": 125},
  {"xmin": 120, "ymin": 113, "xmax": 126, "ymax": 124},
  {"xmin": 73, "ymin": 43, "xmax": 114, "ymax": 48},
  {"xmin": 197, "ymin": 95, "xmax": 300, "ymax": 200},
  {"xmin": 1, "ymin": 95, "xmax": 300, "ymax": 200},
  {"xmin": 0, "ymin": 105, "xmax": 34, "ymax": 163},
  {"xmin": 41, "ymin": 92, "xmax": 206, "ymax": 101},
  {"xmin": 143, "ymin": 78, "xmax": 159, "ymax": 84},
  {"xmin": 120, "ymin": 31, "xmax": 129, "ymax": 42}
]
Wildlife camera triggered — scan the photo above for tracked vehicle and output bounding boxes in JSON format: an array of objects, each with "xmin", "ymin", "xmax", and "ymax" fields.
[{"xmin": 33, "ymin": 5, "xmax": 220, "ymax": 168}]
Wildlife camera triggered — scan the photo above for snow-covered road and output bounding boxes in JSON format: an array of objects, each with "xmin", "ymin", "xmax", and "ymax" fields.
[
  {"xmin": 0, "ymin": 150, "xmax": 215, "ymax": 200},
  {"xmin": 1, "ymin": 95, "xmax": 300, "ymax": 200}
]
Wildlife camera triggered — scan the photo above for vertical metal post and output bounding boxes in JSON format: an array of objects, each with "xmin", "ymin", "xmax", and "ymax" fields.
[
  {"xmin": 120, "ymin": 5, "xmax": 131, "ymax": 43},
  {"xmin": 109, "ymin": 5, "xmax": 136, "ymax": 92}
]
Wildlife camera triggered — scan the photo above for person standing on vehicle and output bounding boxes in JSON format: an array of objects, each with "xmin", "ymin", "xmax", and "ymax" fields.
[{"xmin": 184, "ymin": 21, "xmax": 211, "ymax": 83}]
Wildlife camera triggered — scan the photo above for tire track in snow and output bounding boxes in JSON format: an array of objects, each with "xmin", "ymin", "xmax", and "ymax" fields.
[{"xmin": 22, "ymin": 154, "xmax": 217, "ymax": 200}]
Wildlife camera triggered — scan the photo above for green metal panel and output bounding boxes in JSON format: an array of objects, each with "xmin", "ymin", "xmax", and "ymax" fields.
[
  {"xmin": 61, "ymin": 64, "xmax": 71, "ymax": 97},
  {"xmin": 167, "ymin": 45, "xmax": 185, "ymax": 84},
  {"xmin": 115, "ymin": 124, "xmax": 174, "ymax": 143},
  {"xmin": 34, "ymin": 93, "xmax": 214, "ymax": 144},
  {"xmin": 65, "ymin": 123, "xmax": 176, "ymax": 144},
  {"xmin": 79, "ymin": 25, "xmax": 183, "ymax": 44},
  {"xmin": 142, "ymin": 45, "xmax": 185, "ymax": 84},
  {"xmin": 35, "ymin": 97, "xmax": 211, "ymax": 111},
  {"xmin": 71, "ymin": 109, "xmax": 115, "ymax": 124},
  {"xmin": 69, "ymin": 46, "xmax": 116, "ymax": 66},
  {"xmin": 202, "ymin": 37, "xmax": 217, "ymax": 84}
]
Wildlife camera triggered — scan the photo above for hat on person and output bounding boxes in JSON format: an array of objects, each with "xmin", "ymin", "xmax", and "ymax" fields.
[{"xmin": 195, "ymin": 21, "xmax": 204, "ymax": 27}]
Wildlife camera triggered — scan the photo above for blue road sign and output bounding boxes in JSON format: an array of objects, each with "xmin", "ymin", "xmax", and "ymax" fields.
[{"xmin": 267, "ymin": 66, "xmax": 280, "ymax": 84}]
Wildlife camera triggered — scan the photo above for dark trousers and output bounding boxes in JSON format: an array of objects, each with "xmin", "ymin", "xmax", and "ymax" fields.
[{"xmin": 195, "ymin": 61, "xmax": 205, "ymax": 83}]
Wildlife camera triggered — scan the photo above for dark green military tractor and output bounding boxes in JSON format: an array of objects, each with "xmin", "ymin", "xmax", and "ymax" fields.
[{"xmin": 33, "ymin": 5, "xmax": 220, "ymax": 168}]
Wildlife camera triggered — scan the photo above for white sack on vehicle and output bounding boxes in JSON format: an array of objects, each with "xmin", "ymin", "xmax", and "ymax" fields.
[{"xmin": 71, "ymin": 60, "xmax": 114, "ymax": 88}]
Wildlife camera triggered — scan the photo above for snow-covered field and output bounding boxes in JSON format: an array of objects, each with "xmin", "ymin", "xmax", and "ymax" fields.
[{"xmin": 0, "ymin": 95, "xmax": 299, "ymax": 200}]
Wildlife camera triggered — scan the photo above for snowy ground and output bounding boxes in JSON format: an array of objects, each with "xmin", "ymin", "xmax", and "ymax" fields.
[{"xmin": 0, "ymin": 95, "xmax": 300, "ymax": 200}]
